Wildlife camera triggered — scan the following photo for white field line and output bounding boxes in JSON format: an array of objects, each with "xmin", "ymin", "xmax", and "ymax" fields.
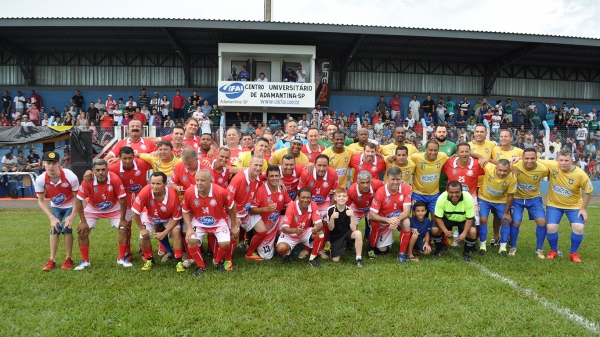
[{"xmin": 452, "ymin": 252, "xmax": 600, "ymax": 334}]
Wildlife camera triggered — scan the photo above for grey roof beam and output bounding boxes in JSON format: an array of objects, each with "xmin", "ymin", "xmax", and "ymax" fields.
[
  {"xmin": 483, "ymin": 43, "xmax": 543, "ymax": 96},
  {"xmin": 0, "ymin": 36, "xmax": 35, "ymax": 86},
  {"xmin": 162, "ymin": 28, "xmax": 191, "ymax": 87},
  {"xmin": 340, "ymin": 34, "xmax": 366, "ymax": 90}
]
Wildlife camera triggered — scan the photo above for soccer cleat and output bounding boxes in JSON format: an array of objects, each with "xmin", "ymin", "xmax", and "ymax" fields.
[
  {"xmin": 245, "ymin": 253, "xmax": 264, "ymax": 261},
  {"xmin": 215, "ymin": 262, "xmax": 226, "ymax": 272},
  {"xmin": 462, "ymin": 252, "xmax": 473, "ymax": 262},
  {"xmin": 176, "ymin": 261, "xmax": 186, "ymax": 272},
  {"xmin": 237, "ymin": 242, "xmax": 247, "ymax": 250},
  {"xmin": 491, "ymin": 239, "xmax": 499, "ymax": 248},
  {"xmin": 434, "ymin": 245, "xmax": 448, "ymax": 257},
  {"xmin": 157, "ymin": 243, "xmax": 166, "ymax": 256},
  {"xmin": 546, "ymin": 250, "xmax": 559, "ymax": 260},
  {"xmin": 42, "ymin": 259, "xmax": 56, "ymax": 271},
  {"xmin": 535, "ymin": 249, "xmax": 546, "ymax": 259},
  {"xmin": 61, "ymin": 258, "xmax": 73, "ymax": 269},
  {"xmin": 397, "ymin": 253, "xmax": 407, "ymax": 263},
  {"xmin": 182, "ymin": 258, "xmax": 195, "ymax": 268},
  {"xmin": 224, "ymin": 260, "xmax": 233, "ymax": 271},
  {"xmin": 569, "ymin": 253, "xmax": 582, "ymax": 263},
  {"xmin": 508, "ymin": 248, "xmax": 517, "ymax": 256},
  {"xmin": 367, "ymin": 250, "xmax": 376, "ymax": 260},
  {"xmin": 499, "ymin": 249, "xmax": 508, "ymax": 257},
  {"xmin": 123, "ymin": 253, "xmax": 133, "ymax": 263},
  {"xmin": 74, "ymin": 260, "xmax": 90, "ymax": 271},
  {"xmin": 308, "ymin": 259, "xmax": 321, "ymax": 268},
  {"xmin": 161, "ymin": 252, "xmax": 174, "ymax": 263},
  {"xmin": 206, "ymin": 249, "xmax": 213, "ymax": 258},
  {"xmin": 141, "ymin": 260, "xmax": 154, "ymax": 271},
  {"xmin": 324, "ymin": 241, "xmax": 331, "ymax": 252},
  {"xmin": 117, "ymin": 258, "xmax": 133, "ymax": 267},
  {"xmin": 479, "ymin": 247, "xmax": 487, "ymax": 256},
  {"xmin": 194, "ymin": 266, "xmax": 206, "ymax": 276},
  {"xmin": 318, "ymin": 250, "xmax": 329, "ymax": 260},
  {"xmin": 356, "ymin": 258, "xmax": 364, "ymax": 268},
  {"xmin": 282, "ymin": 254, "xmax": 292, "ymax": 265},
  {"xmin": 297, "ymin": 250, "xmax": 309, "ymax": 259}
]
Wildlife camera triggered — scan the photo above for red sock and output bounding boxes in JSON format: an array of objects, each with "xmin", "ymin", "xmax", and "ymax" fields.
[
  {"xmin": 80, "ymin": 245, "xmax": 89, "ymax": 262},
  {"xmin": 216, "ymin": 245, "xmax": 227, "ymax": 263},
  {"xmin": 312, "ymin": 237, "xmax": 325, "ymax": 256},
  {"xmin": 246, "ymin": 231, "xmax": 266, "ymax": 256},
  {"xmin": 158, "ymin": 241, "xmax": 165, "ymax": 251},
  {"xmin": 142, "ymin": 248, "xmax": 153, "ymax": 259},
  {"xmin": 399, "ymin": 230, "xmax": 411, "ymax": 255},
  {"xmin": 118, "ymin": 243, "xmax": 127, "ymax": 259},
  {"xmin": 227, "ymin": 240, "xmax": 235, "ymax": 260},
  {"xmin": 174, "ymin": 249, "xmax": 183, "ymax": 259},
  {"xmin": 302, "ymin": 245, "xmax": 310, "ymax": 252},
  {"xmin": 188, "ymin": 245, "xmax": 206, "ymax": 269},
  {"xmin": 369, "ymin": 223, "xmax": 381, "ymax": 249}
]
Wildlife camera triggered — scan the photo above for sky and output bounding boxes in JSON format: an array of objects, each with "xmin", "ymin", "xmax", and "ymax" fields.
[{"xmin": 3, "ymin": 0, "xmax": 599, "ymax": 39}]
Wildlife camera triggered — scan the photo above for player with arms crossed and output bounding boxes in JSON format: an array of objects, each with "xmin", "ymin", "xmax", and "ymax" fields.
[
  {"xmin": 328, "ymin": 188, "xmax": 364, "ymax": 267},
  {"xmin": 36, "ymin": 151, "xmax": 79, "ymax": 271}
]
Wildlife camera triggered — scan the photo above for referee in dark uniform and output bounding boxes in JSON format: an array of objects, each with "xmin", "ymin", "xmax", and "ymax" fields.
[{"xmin": 431, "ymin": 180, "xmax": 477, "ymax": 262}]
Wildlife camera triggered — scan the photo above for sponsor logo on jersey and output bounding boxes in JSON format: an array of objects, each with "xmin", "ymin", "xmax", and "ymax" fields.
[
  {"xmin": 551, "ymin": 184, "xmax": 573, "ymax": 197},
  {"xmin": 95, "ymin": 201, "xmax": 113, "ymax": 210},
  {"xmin": 126, "ymin": 184, "xmax": 142, "ymax": 193},
  {"xmin": 516, "ymin": 183, "xmax": 536, "ymax": 192},
  {"xmin": 51, "ymin": 193, "xmax": 67, "ymax": 205},
  {"xmin": 386, "ymin": 210, "xmax": 401, "ymax": 218},
  {"xmin": 268, "ymin": 210, "xmax": 280, "ymax": 222},
  {"xmin": 312, "ymin": 196, "xmax": 324, "ymax": 203},
  {"xmin": 288, "ymin": 190, "xmax": 297, "ymax": 200},
  {"xmin": 150, "ymin": 217, "xmax": 165, "ymax": 225},
  {"xmin": 485, "ymin": 185, "xmax": 504, "ymax": 197},
  {"xmin": 420, "ymin": 174, "xmax": 439, "ymax": 183},
  {"xmin": 197, "ymin": 216, "xmax": 216, "ymax": 226}
]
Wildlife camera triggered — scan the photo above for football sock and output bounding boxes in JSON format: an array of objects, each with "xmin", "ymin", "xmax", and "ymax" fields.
[
  {"xmin": 570, "ymin": 233, "xmax": 583, "ymax": 254},
  {"xmin": 479, "ymin": 224, "xmax": 488, "ymax": 243},
  {"xmin": 499, "ymin": 243, "xmax": 507, "ymax": 251},
  {"xmin": 228, "ymin": 240, "xmax": 236, "ymax": 259},
  {"xmin": 547, "ymin": 231, "xmax": 559, "ymax": 251},
  {"xmin": 510, "ymin": 225, "xmax": 520, "ymax": 248},
  {"xmin": 535, "ymin": 225, "xmax": 547, "ymax": 250},
  {"xmin": 142, "ymin": 248, "xmax": 153, "ymax": 259},
  {"xmin": 158, "ymin": 238, "xmax": 173, "ymax": 254},
  {"xmin": 399, "ymin": 230, "xmax": 411, "ymax": 255},
  {"xmin": 216, "ymin": 245, "xmax": 227, "ymax": 263},
  {"xmin": 80, "ymin": 245, "xmax": 89, "ymax": 262},
  {"xmin": 174, "ymin": 249, "xmax": 183, "ymax": 260},
  {"xmin": 500, "ymin": 225, "xmax": 510, "ymax": 244},
  {"xmin": 118, "ymin": 243, "xmax": 127, "ymax": 259},
  {"xmin": 431, "ymin": 234, "xmax": 443, "ymax": 251},
  {"xmin": 311, "ymin": 237, "xmax": 325, "ymax": 257},
  {"xmin": 464, "ymin": 238, "xmax": 475, "ymax": 253},
  {"xmin": 356, "ymin": 255, "xmax": 362, "ymax": 260},
  {"xmin": 188, "ymin": 245, "xmax": 206, "ymax": 269},
  {"xmin": 246, "ymin": 231, "xmax": 266, "ymax": 256}
]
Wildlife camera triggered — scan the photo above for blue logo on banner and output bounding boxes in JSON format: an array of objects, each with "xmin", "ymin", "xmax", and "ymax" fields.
[{"xmin": 219, "ymin": 82, "xmax": 244, "ymax": 99}]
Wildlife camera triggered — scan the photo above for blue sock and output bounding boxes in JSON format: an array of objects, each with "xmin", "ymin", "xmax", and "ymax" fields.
[
  {"xmin": 500, "ymin": 225, "xmax": 510, "ymax": 244},
  {"xmin": 479, "ymin": 225, "xmax": 488, "ymax": 242},
  {"xmin": 535, "ymin": 225, "xmax": 547, "ymax": 250},
  {"xmin": 570, "ymin": 233, "xmax": 584, "ymax": 254},
  {"xmin": 547, "ymin": 232, "xmax": 559, "ymax": 251},
  {"xmin": 159, "ymin": 237, "xmax": 174, "ymax": 254},
  {"xmin": 510, "ymin": 225, "xmax": 520, "ymax": 248}
]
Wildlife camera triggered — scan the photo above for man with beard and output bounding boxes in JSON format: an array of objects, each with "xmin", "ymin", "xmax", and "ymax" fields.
[
  {"xmin": 421, "ymin": 125, "xmax": 456, "ymax": 193},
  {"xmin": 270, "ymin": 136, "xmax": 310, "ymax": 165},
  {"xmin": 301, "ymin": 128, "xmax": 324, "ymax": 162},
  {"xmin": 322, "ymin": 130, "xmax": 356, "ymax": 189},
  {"xmin": 349, "ymin": 142, "xmax": 386, "ymax": 182},
  {"xmin": 380, "ymin": 126, "xmax": 418, "ymax": 157},
  {"xmin": 105, "ymin": 120, "xmax": 157, "ymax": 161}
]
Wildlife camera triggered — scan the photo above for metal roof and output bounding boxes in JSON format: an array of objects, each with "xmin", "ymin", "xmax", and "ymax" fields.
[{"xmin": 1, "ymin": 18, "xmax": 600, "ymax": 70}]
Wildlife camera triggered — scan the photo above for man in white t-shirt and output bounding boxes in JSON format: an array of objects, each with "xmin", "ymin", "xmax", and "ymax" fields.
[
  {"xmin": 311, "ymin": 105, "xmax": 323, "ymax": 120},
  {"xmin": 570, "ymin": 103, "xmax": 580, "ymax": 116},
  {"xmin": 408, "ymin": 95, "xmax": 421, "ymax": 121},
  {"xmin": 256, "ymin": 73, "xmax": 269, "ymax": 82},
  {"xmin": 296, "ymin": 64, "xmax": 306, "ymax": 83},
  {"xmin": 13, "ymin": 91, "xmax": 26, "ymax": 114},
  {"xmin": 405, "ymin": 113, "xmax": 415, "ymax": 128}
]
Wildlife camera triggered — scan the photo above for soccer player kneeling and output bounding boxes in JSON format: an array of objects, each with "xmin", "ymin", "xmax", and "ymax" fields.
[
  {"xmin": 327, "ymin": 188, "xmax": 364, "ymax": 267},
  {"xmin": 406, "ymin": 202, "xmax": 432, "ymax": 262}
]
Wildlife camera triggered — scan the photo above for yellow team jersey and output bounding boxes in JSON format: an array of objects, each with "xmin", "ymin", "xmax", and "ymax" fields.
[
  {"xmin": 139, "ymin": 153, "xmax": 182, "ymax": 178},
  {"xmin": 381, "ymin": 142, "xmax": 418, "ymax": 157},
  {"xmin": 492, "ymin": 146, "xmax": 523, "ymax": 161},
  {"xmin": 469, "ymin": 140, "xmax": 495, "ymax": 159},
  {"xmin": 478, "ymin": 163, "xmax": 517, "ymax": 203},
  {"xmin": 321, "ymin": 146, "xmax": 356, "ymax": 188},
  {"xmin": 540, "ymin": 160, "xmax": 594, "ymax": 210},
  {"xmin": 385, "ymin": 157, "xmax": 415, "ymax": 185},
  {"xmin": 409, "ymin": 152, "xmax": 449, "ymax": 196},
  {"xmin": 347, "ymin": 142, "xmax": 366, "ymax": 153},
  {"xmin": 233, "ymin": 151, "xmax": 268, "ymax": 172},
  {"xmin": 269, "ymin": 148, "xmax": 310, "ymax": 166},
  {"xmin": 513, "ymin": 160, "xmax": 550, "ymax": 199}
]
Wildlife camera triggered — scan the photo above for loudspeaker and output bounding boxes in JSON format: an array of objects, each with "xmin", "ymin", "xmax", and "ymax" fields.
[{"xmin": 70, "ymin": 131, "xmax": 93, "ymax": 182}]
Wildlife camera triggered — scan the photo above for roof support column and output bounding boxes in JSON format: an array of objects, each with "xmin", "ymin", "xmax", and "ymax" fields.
[
  {"xmin": 340, "ymin": 34, "xmax": 366, "ymax": 91},
  {"xmin": 162, "ymin": 28, "xmax": 191, "ymax": 88},
  {"xmin": 0, "ymin": 37, "xmax": 35, "ymax": 86},
  {"xmin": 482, "ymin": 43, "xmax": 543, "ymax": 96}
]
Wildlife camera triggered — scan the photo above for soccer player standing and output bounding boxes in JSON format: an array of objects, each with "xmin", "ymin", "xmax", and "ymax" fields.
[
  {"xmin": 35, "ymin": 151, "xmax": 79, "ymax": 271},
  {"xmin": 541, "ymin": 150, "xmax": 593, "ymax": 262},
  {"xmin": 410, "ymin": 140, "xmax": 449, "ymax": 217},
  {"xmin": 380, "ymin": 126, "xmax": 418, "ymax": 157},
  {"xmin": 346, "ymin": 171, "xmax": 384, "ymax": 242},
  {"xmin": 385, "ymin": 146, "xmax": 416, "ymax": 185},
  {"xmin": 321, "ymin": 130, "xmax": 356, "ymax": 188},
  {"xmin": 349, "ymin": 142, "xmax": 386, "ymax": 182}
]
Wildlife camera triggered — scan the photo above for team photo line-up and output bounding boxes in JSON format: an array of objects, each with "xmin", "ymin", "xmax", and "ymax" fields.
[{"xmin": 35, "ymin": 118, "xmax": 593, "ymax": 274}]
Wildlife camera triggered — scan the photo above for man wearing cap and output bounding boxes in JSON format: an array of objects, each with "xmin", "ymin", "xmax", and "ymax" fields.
[
  {"xmin": 35, "ymin": 151, "xmax": 80, "ymax": 271},
  {"xmin": 105, "ymin": 94, "xmax": 117, "ymax": 117},
  {"xmin": 21, "ymin": 114, "xmax": 35, "ymax": 127},
  {"xmin": 283, "ymin": 66, "xmax": 297, "ymax": 82},
  {"xmin": 270, "ymin": 136, "xmax": 310, "ymax": 165},
  {"xmin": 296, "ymin": 64, "xmax": 306, "ymax": 83}
]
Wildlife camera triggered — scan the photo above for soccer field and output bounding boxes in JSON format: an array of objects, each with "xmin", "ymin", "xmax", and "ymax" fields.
[{"xmin": 1, "ymin": 208, "xmax": 599, "ymax": 336}]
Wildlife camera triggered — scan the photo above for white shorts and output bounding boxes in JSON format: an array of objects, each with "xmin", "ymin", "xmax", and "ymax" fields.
[
  {"xmin": 139, "ymin": 212, "xmax": 180, "ymax": 238},
  {"xmin": 239, "ymin": 213, "xmax": 252, "ymax": 231},
  {"xmin": 84, "ymin": 210, "xmax": 121, "ymax": 229},
  {"xmin": 191, "ymin": 218, "xmax": 230, "ymax": 243},
  {"xmin": 257, "ymin": 216, "xmax": 283, "ymax": 260},
  {"xmin": 315, "ymin": 201, "xmax": 331, "ymax": 222},
  {"xmin": 376, "ymin": 225, "xmax": 394, "ymax": 249},
  {"xmin": 350, "ymin": 205, "xmax": 369, "ymax": 224},
  {"xmin": 278, "ymin": 229, "xmax": 312, "ymax": 250}
]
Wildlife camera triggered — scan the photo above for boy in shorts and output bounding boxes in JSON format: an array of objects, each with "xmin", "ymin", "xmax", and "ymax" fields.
[
  {"xmin": 407, "ymin": 201, "xmax": 432, "ymax": 262},
  {"xmin": 327, "ymin": 188, "xmax": 364, "ymax": 267}
]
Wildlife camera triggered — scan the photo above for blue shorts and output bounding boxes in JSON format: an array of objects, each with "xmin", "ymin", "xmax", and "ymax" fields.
[
  {"xmin": 478, "ymin": 199, "xmax": 506, "ymax": 220},
  {"xmin": 412, "ymin": 192, "xmax": 439, "ymax": 214},
  {"xmin": 50, "ymin": 207, "xmax": 73, "ymax": 235},
  {"xmin": 413, "ymin": 233, "xmax": 428, "ymax": 252},
  {"xmin": 546, "ymin": 206, "xmax": 585, "ymax": 225},
  {"xmin": 512, "ymin": 197, "xmax": 546, "ymax": 223}
]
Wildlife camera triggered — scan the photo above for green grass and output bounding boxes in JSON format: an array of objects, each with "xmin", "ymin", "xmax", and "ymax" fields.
[{"xmin": 1, "ymin": 207, "xmax": 599, "ymax": 336}]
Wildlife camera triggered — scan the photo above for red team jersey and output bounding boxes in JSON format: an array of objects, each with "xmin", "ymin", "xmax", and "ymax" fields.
[
  {"xmin": 161, "ymin": 134, "xmax": 201, "ymax": 150},
  {"xmin": 349, "ymin": 153, "xmax": 387, "ymax": 182},
  {"xmin": 171, "ymin": 160, "xmax": 201, "ymax": 191},
  {"xmin": 109, "ymin": 158, "xmax": 152, "ymax": 207},
  {"xmin": 228, "ymin": 169, "xmax": 263, "ymax": 216},
  {"xmin": 251, "ymin": 184, "xmax": 292, "ymax": 225},
  {"xmin": 182, "ymin": 184, "xmax": 233, "ymax": 227},
  {"xmin": 200, "ymin": 159, "xmax": 230, "ymax": 187},
  {"xmin": 213, "ymin": 145, "xmax": 247, "ymax": 166},
  {"xmin": 346, "ymin": 179, "xmax": 385, "ymax": 216},
  {"xmin": 441, "ymin": 157, "xmax": 485, "ymax": 197},
  {"xmin": 34, "ymin": 168, "xmax": 80, "ymax": 208},
  {"xmin": 369, "ymin": 184, "xmax": 412, "ymax": 227},
  {"xmin": 77, "ymin": 171, "xmax": 126, "ymax": 214},
  {"xmin": 258, "ymin": 164, "xmax": 304, "ymax": 200},
  {"xmin": 132, "ymin": 185, "xmax": 182, "ymax": 224},
  {"xmin": 301, "ymin": 144, "xmax": 324, "ymax": 163},
  {"xmin": 298, "ymin": 167, "xmax": 339, "ymax": 205},
  {"xmin": 108, "ymin": 137, "xmax": 157, "ymax": 157},
  {"xmin": 282, "ymin": 200, "xmax": 323, "ymax": 233}
]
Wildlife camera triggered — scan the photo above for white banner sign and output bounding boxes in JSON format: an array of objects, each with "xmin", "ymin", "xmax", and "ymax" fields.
[{"xmin": 218, "ymin": 81, "xmax": 315, "ymax": 108}]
